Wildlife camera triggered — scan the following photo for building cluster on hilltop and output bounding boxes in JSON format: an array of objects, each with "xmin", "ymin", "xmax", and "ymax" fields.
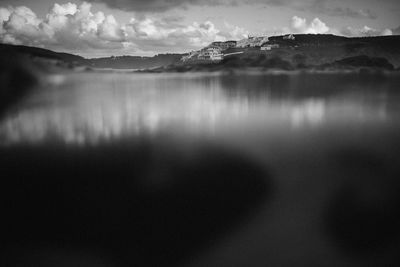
[
  {"xmin": 236, "ymin": 36, "xmax": 269, "ymax": 48},
  {"xmin": 209, "ymin": 41, "xmax": 238, "ymax": 50},
  {"xmin": 181, "ymin": 34, "xmax": 295, "ymax": 63}
]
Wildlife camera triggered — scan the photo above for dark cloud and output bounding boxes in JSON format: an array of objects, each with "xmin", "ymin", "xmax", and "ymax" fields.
[
  {"xmin": 87, "ymin": 0, "xmax": 295, "ymax": 12},
  {"xmin": 87, "ymin": 0, "xmax": 228, "ymax": 12},
  {"xmin": 298, "ymin": 0, "xmax": 377, "ymax": 19},
  {"xmin": 393, "ymin": 26, "xmax": 400, "ymax": 35},
  {"xmin": 88, "ymin": 0, "xmax": 378, "ymax": 20}
]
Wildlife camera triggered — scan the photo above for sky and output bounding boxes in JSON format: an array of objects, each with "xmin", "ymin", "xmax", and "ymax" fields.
[{"xmin": 0, "ymin": 0, "xmax": 399, "ymax": 57}]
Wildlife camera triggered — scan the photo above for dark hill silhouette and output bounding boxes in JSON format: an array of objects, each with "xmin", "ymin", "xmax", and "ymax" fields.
[
  {"xmin": 266, "ymin": 34, "xmax": 400, "ymax": 67},
  {"xmin": 0, "ymin": 45, "xmax": 40, "ymax": 117},
  {"xmin": 0, "ymin": 43, "xmax": 184, "ymax": 70},
  {"xmin": 269, "ymin": 34, "xmax": 400, "ymax": 48},
  {"xmin": 0, "ymin": 43, "xmax": 85, "ymax": 63}
]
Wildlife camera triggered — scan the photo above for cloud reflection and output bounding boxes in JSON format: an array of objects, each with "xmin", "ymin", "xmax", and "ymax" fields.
[
  {"xmin": 0, "ymin": 73, "xmax": 392, "ymax": 145},
  {"xmin": 290, "ymin": 99, "xmax": 325, "ymax": 128},
  {"xmin": 0, "ymin": 73, "xmax": 251, "ymax": 144}
]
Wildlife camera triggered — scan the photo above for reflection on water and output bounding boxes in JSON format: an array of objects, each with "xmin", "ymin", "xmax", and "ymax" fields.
[{"xmin": 1, "ymin": 72, "xmax": 399, "ymax": 145}]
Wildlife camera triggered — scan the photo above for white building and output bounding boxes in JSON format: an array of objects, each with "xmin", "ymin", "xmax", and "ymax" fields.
[
  {"xmin": 198, "ymin": 47, "xmax": 223, "ymax": 61},
  {"xmin": 180, "ymin": 51, "xmax": 200, "ymax": 62},
  {"xmin": 283, "ymin": 34, "xmax": 295, "ymax": 40}
]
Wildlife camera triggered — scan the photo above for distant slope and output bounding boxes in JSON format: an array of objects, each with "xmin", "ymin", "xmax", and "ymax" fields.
[
  {"xmin": 0, "ymin": 43, "xmax": 184, "ymax": 70},
  {"xmin": 266, "ymin": 34, "xmax": 400, "ymax": 67},
  {"xmin": 154, "ymin": 34, "xmax": 400, "ymax": 72},
  {"xmin": 87, "ymin": 54, "xmax": 183, "ymax": 69},
  {"xmin": 268, "ymin": 34, "xmax": 400, "ymax": 50},
  {"xmin": 0, "ymin": 43, "xmax": 85, "ymax": 64}
]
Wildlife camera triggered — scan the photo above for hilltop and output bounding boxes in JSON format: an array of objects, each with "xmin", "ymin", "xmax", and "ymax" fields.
[
  {"xmin": 266, "ymin": 34, "xmax": 400, "ymax": 68},
  {"xmin": 1, "ymin": 34, "xmax": 400, "ymax": 73},
  {"xmin": 0, "ymin": 43, "xmax": 85, "ymax": 64},
  {"xmin": 171, "ymin": 34, "xmax": 400, "ymax": 72}
]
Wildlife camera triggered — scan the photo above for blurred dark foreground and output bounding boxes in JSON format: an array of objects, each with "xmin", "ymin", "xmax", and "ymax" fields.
[
  {"xmin": 1, "ymin": 133, "xmax": 400, "ymax": 267},
  {"xmin": 0, "ymin": 139, "xmax": 269, "ymax": 266}
]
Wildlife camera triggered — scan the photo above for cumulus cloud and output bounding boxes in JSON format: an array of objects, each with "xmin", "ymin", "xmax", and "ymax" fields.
[
  {"xmin": 0, "ymin": 2, "xmax": 128, "ymax": 52},
  {"xmin": 0, "ymin": 1, "xmax": 248, "ymax": 56},
  {"xmin": 222, "ymin": 22, "xmax": 249, "ymax": 40},
  {"xmin": 290, "ymin": 16, "xmax": 329, "ymax": 34},
  {"xmin": 123, "ymin": 18, "xmax": 247, "ymax": 52},
  {"xmin": 277, "ymin": 16, "xmax": 392, "ymax": 37},
  {"xmin": 0, "ymin": 1, "xmax": 393, "ymax": 56},
  {"xmin": 1, "ymin": 6, "xmax": 49, "ymax": 45}
]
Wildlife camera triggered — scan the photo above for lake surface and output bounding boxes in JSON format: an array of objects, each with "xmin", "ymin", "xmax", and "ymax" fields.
[
  {"xmin": 2, "ymin": 72, "xmax": 400, "ymax": 145},
  {"xmin": 1, "ymin": 71, "xmax": 400, "ymax": 266}
]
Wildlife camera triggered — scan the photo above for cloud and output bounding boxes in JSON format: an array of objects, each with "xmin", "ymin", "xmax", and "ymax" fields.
[
  {"xmin": 0, "ymin": 2, "xmax": 393, "ymax": 57},
  {"xmin": 279, "ymin": 16, "xmax": 391, "ymax": 37},
  {"xmin": 1, "ymin": 6, "xmax": 52, "ymax": 45},
  {"xmin": 393, "ymin": 26, "xmax": 400, "ymax": 35},
  {"xmin": 290, "ymin": 16, "xmax": 329, "ymax": 34},
  {"xmin": 340, "ymin": 26, "xmax": 393, "ymax": 37},
  {"xmin": 0, "ymin": 7, "xmax": 11, "ymax": 34},
  {"xmin": 0, "ymin": 2, "xmax": 248, "ymax": 56},
  {"xmin": 88, "ymin": 0, "xmax": 378, "ymax": 21},
  {"xmin": 306, "ymin": 0, "xmax": 377, "ymax": 19},
  {"xmin": 222, "ymin": 22, "xmax": 249, "ymax": 40},
  {"xmin": 87, "ymin": 0, "xmax": 289, "ymax": 12},
  {"xmin": 0, "ymin": 2, "xmax": 127, "ymax": 51},
  {"xmin": 124, "ymin": 18, "xmax": 248, "ymax": 52},
  {"xmin": 87, "ymin": 0, "xmax": 233, "ymax": 12}
]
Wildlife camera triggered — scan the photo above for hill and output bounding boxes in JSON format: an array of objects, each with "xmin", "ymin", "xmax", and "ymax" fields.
[
  {"xmin": 0, "ymin": 43, "xmax": 85, "ymax": 64},
  {"xmin": 2, "ymin": 34, "xmax": 400, "ymax": 72},
  {"xmin": 87, "ymin": 54, "xmax": 183, "ymax": 69},
  {"xmin": 170, "ymin": 34, "xmax": 400, "ymax": 72},
  {"xmin": 0, "ymin": 44, "xmax": 43, "ymax": 116},
  {"xmin": 0, "ymin": 43, "xmax": 184, "ymax": 70},
  {"xmin": 255, "ymin": 34, "xmax": 400, "ymax": 68}
]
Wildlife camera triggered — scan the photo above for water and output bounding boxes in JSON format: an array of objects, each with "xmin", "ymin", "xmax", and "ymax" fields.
[
  {"xmin": 1, "ymin": 71, "xmax": 400, "ymax": 266},
  {"xmin": 1, "ymin": 72, "xmax": 399, "ymax": 144}
]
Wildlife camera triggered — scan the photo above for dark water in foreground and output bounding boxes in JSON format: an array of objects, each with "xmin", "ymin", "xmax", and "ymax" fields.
[{"xmin": 1, "ymin": 72, "xmax": 400, "ymax": 266}]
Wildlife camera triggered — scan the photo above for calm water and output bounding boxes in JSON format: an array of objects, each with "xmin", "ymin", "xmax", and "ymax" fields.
[
  {"xmin": 1, "ymin": 72, "xmax": 400, "ymax": 266},
  {"xmin": 2, "ymin": 72, "xmax": 400, "ymax": 145}
]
